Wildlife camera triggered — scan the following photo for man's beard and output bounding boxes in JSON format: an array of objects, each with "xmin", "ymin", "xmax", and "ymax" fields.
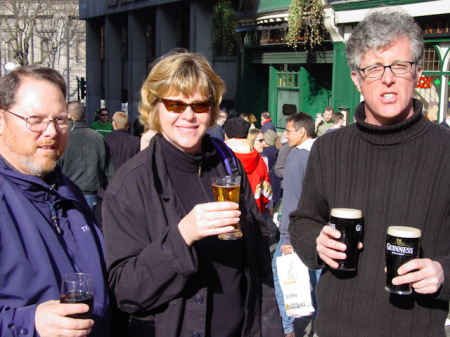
[
  {"xmin": 3, "ymin": 133, "xmax": 63, "ymax": 177},
  {"xmin": 15, "ymin": 151, "xmax": 59, "ymax": 177}
]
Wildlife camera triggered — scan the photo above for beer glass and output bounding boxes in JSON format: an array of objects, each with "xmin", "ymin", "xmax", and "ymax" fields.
[
  {"xmin": 60, "ymin": 273, "xmax": 94, "ymax": 319},
  {"xmin": 329, "ymin": 208, "xmax": 363, "ymax": 271},
  {"xmin": 385, "ymin": 226, "xmax": 421, "ymax": 295},
  {"xmin": 211, "ymin": 176, "xmax": 242, "ymax": 240}
]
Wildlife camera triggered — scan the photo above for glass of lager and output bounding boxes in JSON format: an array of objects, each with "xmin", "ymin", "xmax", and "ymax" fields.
[
  {"xmin": 385, "ymin": 226, "xmax": 421, "ymax": 295},
  {"xmin": 329, "ymin": 208, "xmax": 363, "ymax": 271},
  {"xmin": 211, "ymin": 176, "xmax": 242, "ymax": 240}
]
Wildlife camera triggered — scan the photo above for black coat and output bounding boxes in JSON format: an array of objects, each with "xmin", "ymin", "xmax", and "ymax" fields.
[
  {"xmin": 104, "ymin": 129, "xmax": 140, "ymax": 171},
  {"xmin": 102, "ymin": 134, "xmax": 283, "ymax": 337}
]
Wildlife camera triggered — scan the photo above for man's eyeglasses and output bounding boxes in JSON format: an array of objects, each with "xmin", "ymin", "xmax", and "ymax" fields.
[
  {"xmin": 158, "ymin": 98, "xmax": 211, "ymax": 114},
  {"xmin": 285, "ymin": 128, "xmax": 299, "ymax": 135},
  {"xmin": 100, "ymin": 114, "xmax": 108, "ymax": 116},
  {"xmin": 4, "ymin": 110, "xmax": 74, "ymax": 134},
  {"xmin": 358, "ymin": 61, "xmax": 415, "ymax": 79}
]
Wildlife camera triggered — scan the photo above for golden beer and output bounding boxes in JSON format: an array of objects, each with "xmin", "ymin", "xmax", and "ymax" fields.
[
  {"xmin": 211, "ymin": 176, "xmax": 242, "ymax": 240},
  {"xmin": 212, "ymin": 183, "xmax": 240, "ymax": 203}
]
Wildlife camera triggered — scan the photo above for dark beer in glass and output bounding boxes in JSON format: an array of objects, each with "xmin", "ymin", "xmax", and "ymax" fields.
[
  {"xmin": 60, "ymin": 273, "xmax": 94, "ymax": 319},
  {"xmin": 329, "ymin": 208, "xmax": 363, "ymax": 271},
  {"xmin": 385, "ymin": 226, "xmax": 421, "ymax": 295}
]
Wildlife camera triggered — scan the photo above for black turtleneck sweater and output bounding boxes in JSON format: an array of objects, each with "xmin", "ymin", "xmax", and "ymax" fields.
[
  {"xmin": 160, "ymin": 136, "xmax": 247, "ymax": 337},
  {"xmin": 290, "ymin": 100, "xmax": 450, "ymax": 337}
]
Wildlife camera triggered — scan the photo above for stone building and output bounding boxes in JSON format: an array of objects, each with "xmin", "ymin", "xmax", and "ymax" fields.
[{"xmin": 0, "ymin": 0, "xmax": 86, "ymax": 102}]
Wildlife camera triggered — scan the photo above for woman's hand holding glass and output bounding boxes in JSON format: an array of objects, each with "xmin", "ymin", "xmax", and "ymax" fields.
[{"xmin": 178, "ymin": 202, "xmax": 241, "ymax": 247}]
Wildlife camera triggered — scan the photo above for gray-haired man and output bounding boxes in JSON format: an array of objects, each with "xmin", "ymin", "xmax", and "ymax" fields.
[{"xmin": 290, "ymin": 10, "xmax": 450, "ymax": 337}]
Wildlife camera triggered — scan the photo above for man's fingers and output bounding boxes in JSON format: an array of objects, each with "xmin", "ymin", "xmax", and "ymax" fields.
[
  {"xmin": 322, "ymin": 225, "xmax": 342, "ymax": 240},
  {"xmin": 59, "ymin": 327, "xmax": 92, "ymax": 336},
  {"xmin": 392, "ymin": 259, "xmax": 444, "ymax": 294},
  {"xmin": 58, "ymin": 303, "xmax": 90, "ymax": 317},
  {"xmin": 199, "ymin": 202, "xmax": 239, "ymax": 212}
]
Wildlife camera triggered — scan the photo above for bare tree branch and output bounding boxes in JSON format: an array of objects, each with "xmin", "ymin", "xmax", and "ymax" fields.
[{"xmin": 0, "ymin": 0, "xmax": 81, "ymax": 66}]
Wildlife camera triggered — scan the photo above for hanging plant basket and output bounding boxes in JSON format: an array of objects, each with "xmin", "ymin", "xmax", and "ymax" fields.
[
  {"xmin": 286, "ymin": 0, "xmax": 325, "ymax": 53},
  {"xmin": 211, "ymin": 0, "xmax": 237, "ymax": 57}
]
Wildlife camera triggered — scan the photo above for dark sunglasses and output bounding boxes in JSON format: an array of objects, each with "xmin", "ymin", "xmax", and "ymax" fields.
[
  {"xmin": 100, "ymin": 114, "xmax": 108, "ymax": 116},
  {"xmin": 158, "ymin": 98, "xmax": 211, "ymax": 113}
]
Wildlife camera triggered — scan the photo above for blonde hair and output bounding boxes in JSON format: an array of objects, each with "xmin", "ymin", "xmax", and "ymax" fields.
[
  {"xmin": 247, "ymin": 128, "xmax": 262, "ymax": 152},
  {"xmin": 112, "ymin": 111, "xmax": 129, "ymax": 129},
  {"xmin": 139, "ymin": 50, "xmax": 225, "ymax": 133}
]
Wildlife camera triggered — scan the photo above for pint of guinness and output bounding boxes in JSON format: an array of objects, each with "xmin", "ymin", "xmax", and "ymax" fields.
[
  {"xmin": 385, "ymin": 226, "xmax": 421, "ymax": 295},
  {"xmin": 329, "ymin": 208, "xmax": 363, "ymax": 271}
]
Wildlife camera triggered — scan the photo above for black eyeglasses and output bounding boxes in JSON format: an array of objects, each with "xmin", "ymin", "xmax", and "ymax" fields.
[
  {"xmin": 100, "ymin": 114, "xmax": 109, "ymax": 116},
  {"xmin": 358, "ymin": 61, "xmax": 415, "ymax": 79},
  {"xmin": 4, "ymin": 110, "xmax": 74, "ymax": 133},
  {"xmin": 158, "ymin": 98, "xmax": 211, "ymax": 114}
]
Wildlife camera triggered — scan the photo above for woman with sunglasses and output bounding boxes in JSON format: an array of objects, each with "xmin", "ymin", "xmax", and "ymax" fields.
[{"xmin": 102, "ymin": 50, "xmax": 282, "ymax": 337}]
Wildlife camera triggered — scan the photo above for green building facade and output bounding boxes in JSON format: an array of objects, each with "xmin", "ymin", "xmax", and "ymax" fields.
[{"xmin": 234, "ymin": 0, "xmax": 450, "ymax": 129}]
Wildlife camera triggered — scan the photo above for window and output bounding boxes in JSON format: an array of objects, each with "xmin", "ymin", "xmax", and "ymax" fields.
[
  {"xmin": 41, "ymin": 38, "xmax": 51, "ymax": 58},
  {"xmin": 77, "ymin": 39, "xmax": 86, "ymax": 63},
  {"xmin": 422, "ymin": 43, "xmax": 440, "ymax": 71}
]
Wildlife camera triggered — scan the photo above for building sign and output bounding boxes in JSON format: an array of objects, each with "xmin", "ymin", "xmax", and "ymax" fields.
[
  {"xmin": 416, "ymin": 76, "xmax": 433, "ymax": 89},
  {"xmin": 416, "ymin": 15, "xmax": 450, "ymax": 38}
]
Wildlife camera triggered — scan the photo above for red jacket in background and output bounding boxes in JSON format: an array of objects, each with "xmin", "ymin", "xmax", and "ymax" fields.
[{"xmin": 235, "ymin": 149, "xmax": 272, "ymax": 213}]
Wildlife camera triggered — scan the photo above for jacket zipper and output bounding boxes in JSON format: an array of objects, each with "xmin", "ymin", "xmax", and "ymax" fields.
[{"xmin": 49, "ymin": 201, "xmax": 83, "ymax": 273}]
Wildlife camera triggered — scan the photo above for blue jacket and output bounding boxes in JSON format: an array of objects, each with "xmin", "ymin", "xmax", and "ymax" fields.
[
  {"xmin": 261, "ymin": 120, "xmax": 277, "ymax": 134},
  {"xmin": 0, "ymin": 160, "xmax": 111, "ymax": 337}
]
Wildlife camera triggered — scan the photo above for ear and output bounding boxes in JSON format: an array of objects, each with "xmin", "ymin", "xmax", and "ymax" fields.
[
  {"xmin": 415, "ymin": 64, "xmax": 423, "ymax": 86},
  {"xmin": 351, "ymin": 71, "xmax": 362, "ymax": 93},
  {"xmin": 0, "ymin": 111, "xmax": 4, "ymax": 136},
  {"xmin": 299, "ymin": 127, "xmax": 307, "ymax": 138}
]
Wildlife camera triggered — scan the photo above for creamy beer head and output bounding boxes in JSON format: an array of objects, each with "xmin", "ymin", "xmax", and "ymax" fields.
[
  {"xmin": 387, "ymin": 226, "xmax": 421, "ymax": 238},
  {"xmin": 331, "ymin": 208, "xmax": 362, "ymax": 219}
]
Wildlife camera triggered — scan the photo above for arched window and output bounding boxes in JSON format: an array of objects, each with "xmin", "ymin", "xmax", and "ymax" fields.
[{"xmin": 422, "ymin": 43, "xmax": 440, "ymax": 71}]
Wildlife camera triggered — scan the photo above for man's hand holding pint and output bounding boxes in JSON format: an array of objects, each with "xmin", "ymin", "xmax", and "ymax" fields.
[
  {"xmin": 393, "ymin": 258, "xmax": 444, "ymax": 295},
  {"xmin": 316, "ymin": 225, "xmax": 363, "ymax": 269}
]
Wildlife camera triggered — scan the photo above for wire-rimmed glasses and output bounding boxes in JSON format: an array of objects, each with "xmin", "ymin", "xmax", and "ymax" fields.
[{"xmin": 4, "ymin": 110, "xmax": 74, "ymax": 133}]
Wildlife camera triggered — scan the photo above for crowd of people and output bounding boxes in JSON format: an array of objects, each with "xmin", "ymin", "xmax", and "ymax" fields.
[{"xmin": 1, "ymin": 8, "xmax": 450, "ymax": 337}]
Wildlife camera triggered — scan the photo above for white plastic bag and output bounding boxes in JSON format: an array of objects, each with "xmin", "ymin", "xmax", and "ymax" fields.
[{"xmin": 276, "ymin": 252, "xmax": 315, "ymax": 318}]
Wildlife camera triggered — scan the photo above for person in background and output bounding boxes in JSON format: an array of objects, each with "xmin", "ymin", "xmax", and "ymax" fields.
[
  {"xmin": 290, "ymin": 10, "xmax": 450, "ymax": 336},
  {"xmin": 139, "ymin": 127, "xmax": 157, "ymax": 150},
  {"xmin": 439, "ymin": 108, "xmax": 450, "ymax": 129},
  {"xmin": 274, "ymin": 131, "xmax": 294, "ymax": 188},
  {"xmin": 261, "ymin": 129, "xmax": 281, "ymax": 207},
  {"xmin": 102, "ymin": 50, "xmax": 282, "ymax": 337},
  {"xmin": 133, "ymin": 117, "xmax": 145, "ymax": 137},
  {"xmin": 241, "ymin": 112, "xmax": 257, "ymax": 129},
  {"xmin": 260, "ymin": 111, "xmax": 277, "ymax": 134},
  {"xmin": 324, "ymin": 112, "xmax": 345, "ymax": 134},
  {"xmin": 0, "ymin": 65, "xmax": 110, "ymax": 337},
  {"xmin": 248, "ymin": 128, "xmax": 275, "ymax": 221},
  {"xmin": 315, "ymin": 106, "xmax": 334, "ymax": 136},
  {"xmin": 262, "ymin": 129, "xmax": 282, "ymax": 249},
  {"xmin": 105, "ymin": 111, "xmax": 140, "ymax": 171},
  {"xmin": 60, "ymin": 101, "xmax": 115, "ymax": 214},
  {"xmin": 91, "ymin": 108, "xmax": 114, "ymax": 136},
  {"xmin": 273, "ymin": 112, "xmax": 319, "ymax": 337},
  {"xmin": 248, "ymin": 128, "xmax": 265, "ymax": 155},
  {"xmin": 226, "ymin": 118, "xmax": 272, "ymax": 214},
  {"xmin": 206, "ymin": 108, "xmax": 227, "ymax": 139}
]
